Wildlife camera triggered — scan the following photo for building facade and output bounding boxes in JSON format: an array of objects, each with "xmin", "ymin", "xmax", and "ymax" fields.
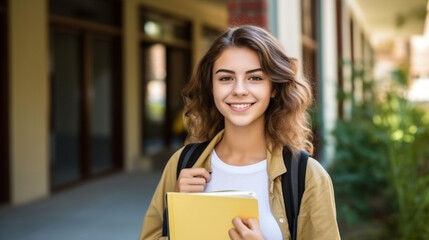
[
  {"xmin": 1, "ymin": 0, "xmax": 227, "ymax": 206},
  {"xmin": 1, "ymin": 0, "xmax": 426, "ymax": 206}
]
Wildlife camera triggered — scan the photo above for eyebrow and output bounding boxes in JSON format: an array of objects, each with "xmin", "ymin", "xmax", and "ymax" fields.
[{"xmin": 214, "ymin": 68, "xmax": 263, "ymax": 75}]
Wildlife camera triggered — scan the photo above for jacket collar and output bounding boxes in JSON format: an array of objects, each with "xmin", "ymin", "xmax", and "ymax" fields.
[{"xmin": 194, "ymin": 130, "xmax": 287, "ymax": 182}]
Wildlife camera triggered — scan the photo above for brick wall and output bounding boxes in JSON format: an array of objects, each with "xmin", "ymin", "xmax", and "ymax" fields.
[{"xmin": 227, "ymin": 0, "xmax": 267, "ymax": 28}]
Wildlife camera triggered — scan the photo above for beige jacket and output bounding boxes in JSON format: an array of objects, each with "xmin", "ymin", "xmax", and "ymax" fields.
[{"xmin": 139, "ymin": 131, "xmax": 340, "ymax": 240}]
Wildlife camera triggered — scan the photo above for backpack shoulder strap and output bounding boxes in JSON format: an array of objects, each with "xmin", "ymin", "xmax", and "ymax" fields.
[
  {"xmin": 162, "ymin": 141, "xmax": 210, "ymax": 236},
  {"xmin": 176, "ymin": 141, "xmax": 210, "ymax": 179},
  {"xmin": 281, "ymin": 148, "xmax": 309, "ymax": 240}
]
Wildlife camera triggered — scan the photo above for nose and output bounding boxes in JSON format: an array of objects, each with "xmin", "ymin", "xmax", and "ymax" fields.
[{"xmin": 233, "ymin": 79, "xmax": 248, "ymax": 96}]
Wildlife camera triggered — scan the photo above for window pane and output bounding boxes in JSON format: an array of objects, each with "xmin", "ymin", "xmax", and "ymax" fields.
[
  {"xmin": 168, "ymin": 48, "xmax": 190, "ymax": 149},
  {"xmin": 50, "ymin": 32, "xmax": 81, "ymax": 186},
  {"xmin": 91, "ymin": 37, "xmax": 114, "ymax": 174},
  {"xmin": 50, "ymin": 0, "xmax": 121, "ymax": 27},
  {"xmin": 140, "ymin": 11, "xmax": 190, "ymax": 42},
  {"xmin": 142, "ymin": 44, "xmax": 167, "ymax": 154}
]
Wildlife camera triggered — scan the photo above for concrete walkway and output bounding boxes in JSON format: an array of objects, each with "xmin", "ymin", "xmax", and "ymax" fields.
[{"xmin": 0, "ymin": 170, "xmax": 162, "ymax": 240}]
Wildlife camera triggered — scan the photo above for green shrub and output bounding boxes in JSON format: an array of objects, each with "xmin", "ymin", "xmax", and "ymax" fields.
[{"xmin": 331, "ymin": 87, "xmax": 429, "ymax": 239}]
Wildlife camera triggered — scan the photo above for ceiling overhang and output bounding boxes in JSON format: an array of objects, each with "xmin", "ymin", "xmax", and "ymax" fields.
[{"xmin": 349, "ymin": 0, "xmax": 428, "ymax": 45}]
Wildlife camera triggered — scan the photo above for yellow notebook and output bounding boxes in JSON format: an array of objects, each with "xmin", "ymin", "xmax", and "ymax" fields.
[{"xmin": 166, "ymin": 191, "xmax": 259, "ymax": 240}]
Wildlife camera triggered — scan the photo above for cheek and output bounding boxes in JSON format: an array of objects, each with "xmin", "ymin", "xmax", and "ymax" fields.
[
  {"xmin": 212, "ymin": 85, "xmax": 223, "ymax": 106},
  {"xmin": 251, "ymin": 84, "xmax": 272, "ymax": 99},
  {"xmin": 213, "ymin": 84, "xmax": 227, "ymax": 98}
]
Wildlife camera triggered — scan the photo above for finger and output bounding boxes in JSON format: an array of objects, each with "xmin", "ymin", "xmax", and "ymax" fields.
[
  {"xmin": 243, "ymin": 218, "xmax": 260, "ymax": 230},
  {"xmin": 228, "ymin": 228, "xmax": 242, "ymax": 240},
  {"xmin": 175, "ymin": 175, "xmax": 208, "ymax": 192},
  {"xmin": 187, "ymin": 168, "xmax": 211, "ymax": 183},
  {"xmin": 178, "ymin": 176, "xmax": 208, "ymax": 186},
  {"xmin": 178, "ymin": 184, "xmax": 206, "ymax": 192},
  {"xmin": 231, "ymin": 218, "xmax": 264, "ymax": 240},
  {"xmin": 232, "ymin": 217, "xmax": 248, "ymax": 232},
  {"xmin": 180, "ymin": 168, "xmax": 211, "ymax": 182}
]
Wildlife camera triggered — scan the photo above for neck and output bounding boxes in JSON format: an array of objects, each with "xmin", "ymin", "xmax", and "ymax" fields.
[{"xmin": 215, "ymin": 123, "xmax": 267, "ymax": 166}]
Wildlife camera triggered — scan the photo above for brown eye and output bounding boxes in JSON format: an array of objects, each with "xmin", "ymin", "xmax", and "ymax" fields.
[
  {"xmin": 249, "ymin": 76, "xmax": 263, "ymax": 81},
  {"xmin": 219, "ymin": 76, "xmax": 233, "ymax": 81}
]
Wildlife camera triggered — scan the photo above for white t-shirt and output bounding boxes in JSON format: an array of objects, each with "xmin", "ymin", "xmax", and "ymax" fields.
[{"xmin": 205, "ymin": 150, "xmax": 283, "ymax": 240}]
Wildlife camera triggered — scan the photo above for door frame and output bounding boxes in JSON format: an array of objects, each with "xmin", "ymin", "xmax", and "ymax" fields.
[{"xmin": 0, "ymin": 0, "xmax": 10, "ymax": 204}]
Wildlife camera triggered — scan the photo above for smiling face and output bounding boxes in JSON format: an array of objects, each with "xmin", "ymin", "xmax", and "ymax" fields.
[{"xmin": 212, "ymin": 47, "xmax": 273, "ymax": 129}]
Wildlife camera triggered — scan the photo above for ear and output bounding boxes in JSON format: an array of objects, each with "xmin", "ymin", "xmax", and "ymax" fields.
[{"xmin": 271, "ymin": 87, "xmax": 277, "ymax": 98}]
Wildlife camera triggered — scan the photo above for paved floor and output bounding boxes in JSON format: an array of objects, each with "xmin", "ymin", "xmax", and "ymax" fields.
[{"xmin": 0, "ymin": 170, "xmax": 162, "ymax": 240}]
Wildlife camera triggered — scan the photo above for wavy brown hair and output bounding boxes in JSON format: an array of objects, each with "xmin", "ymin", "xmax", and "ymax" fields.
[{"xmin": 182, "ymin": 25, "xmax": 313, "ymax": 154}]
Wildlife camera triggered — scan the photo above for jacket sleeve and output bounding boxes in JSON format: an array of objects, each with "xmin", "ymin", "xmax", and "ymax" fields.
[
  {"xmin": 139, "ymin": 149, "xmax": 183, "ymax": 240},
  {"xmin": 297, "ymin": 158, "xmax": 341, "ymax": 240}
]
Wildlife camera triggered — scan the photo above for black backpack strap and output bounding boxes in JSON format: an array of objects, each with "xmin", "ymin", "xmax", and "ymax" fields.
[
  {"xmin": 176, "ymin": 141, "xmax": 210, "ymax": 179},
  {"xmin": 282, "ymin": 148, "xmax": 309, "ymax": 240},
  {"xmin": 162, "ymin": 141, "xmax": 210, "ymax": 237},
  {"xmin": 297, "ymin": 150, "xmax": 309, "ymax": 208}
]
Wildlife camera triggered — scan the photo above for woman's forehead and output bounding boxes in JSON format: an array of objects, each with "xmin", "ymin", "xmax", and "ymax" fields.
[{"xmin": 213, "ymin": 47, "xmax": 262, "ymax": 71}]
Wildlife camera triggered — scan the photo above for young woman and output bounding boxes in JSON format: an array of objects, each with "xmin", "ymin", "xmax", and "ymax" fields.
[{"xmin": 140, "ymin": 25, "xmax": 340, "ymax": 240}]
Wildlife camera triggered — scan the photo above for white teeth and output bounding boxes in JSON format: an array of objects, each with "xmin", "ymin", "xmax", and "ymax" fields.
[{"xmin": 230, "ymin": 103, "xmax": 251, "ymax": 109}]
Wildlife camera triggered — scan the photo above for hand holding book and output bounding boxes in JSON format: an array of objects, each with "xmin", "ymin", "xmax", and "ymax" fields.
[
  {"xmin": 166, "ymin": 191, "xmax": 259, "ymax": 240},
  {"xmin": 229, "ymin": 217, "xmax": 265, "ymax": 240}
]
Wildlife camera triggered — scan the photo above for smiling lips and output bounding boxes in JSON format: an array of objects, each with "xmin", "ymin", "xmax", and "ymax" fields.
[{"xmin": 229, "ymin": 103, "xmax": 253, "ymax": 111}]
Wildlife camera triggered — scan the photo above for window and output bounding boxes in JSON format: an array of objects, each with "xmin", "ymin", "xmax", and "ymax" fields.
[
  {"xmin": 301, "ymin": 0, "xmax": 320, "ymax": 157},
  {"xmin": 140, "ymin": 10, "xmax": 191, "ymax": 44},
  {"xmin": 49, "ymin": 0, "xmax": 123, "ymax": 189},
  {"xmin": 50, "ymin": 0, "xmax": 121, "ymax": 27},
  {"xmin": 139, "ymin": 9, "xmax": 191, "ymax": 167}
]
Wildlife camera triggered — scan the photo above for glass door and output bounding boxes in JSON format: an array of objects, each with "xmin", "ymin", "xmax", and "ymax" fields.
[
  {"xmin": 50, "ymin": 30, "xmax": 122, "ymax": 188},
  {"xmin": 90, "ymin": 36, "xmax": 116, "ymax": 174},
  {"xmin": 50, "ymin": 31, "xmax": 82, "ymax": 186},
  {"xmin": 49, "ymin": 0, "xmax": 122, "ymax": 190}
]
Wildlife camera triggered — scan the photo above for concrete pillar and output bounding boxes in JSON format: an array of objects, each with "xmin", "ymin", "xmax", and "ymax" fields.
[
  {"xmin": 9, "ymin": 0, "xmax": 49, "ymax": 205},
  {"xmin": 276, "ymin": 0, "xmax": 303, "ymax": 63},
  {"xmin": 319, "ymin": 0, "xmax": 338, "ymax": 166},
  {"xmin": 123, "ymin": 0, "xmax": 141, "ymax": 171}
]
